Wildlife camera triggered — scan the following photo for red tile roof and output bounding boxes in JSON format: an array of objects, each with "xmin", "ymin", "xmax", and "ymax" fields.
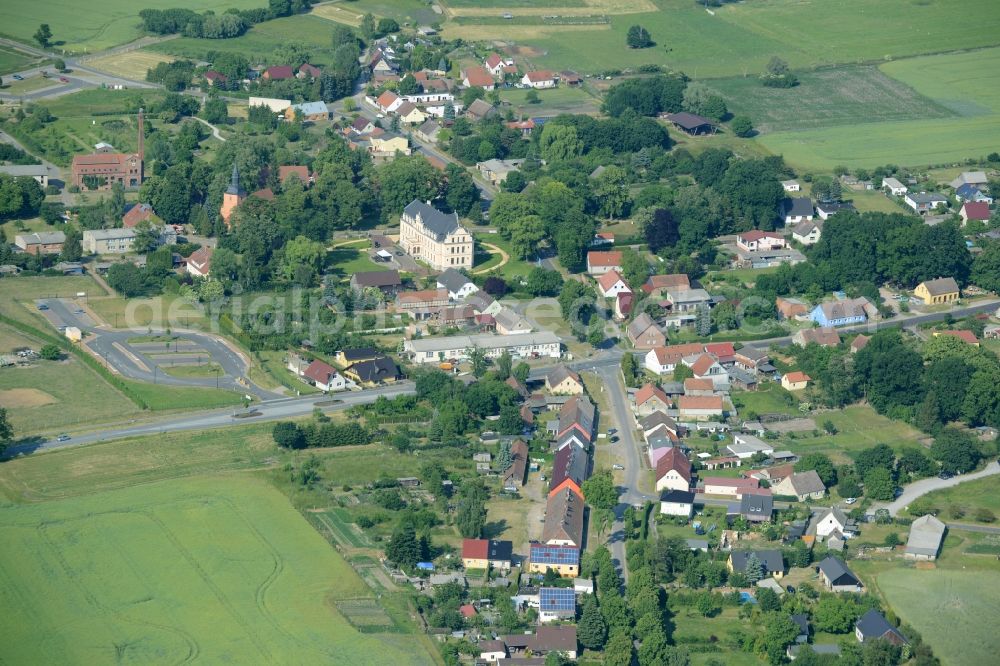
[
  {"xmin": 597, "ymin": 269, "xmax": 628, "ymax": 292},
  {"xmin": 684, "ymin": 377, "xmax": 714, "ymax": 392},
  {"xmin": 264, "ymin": 65, "xmax": 294, "ymax": 80},
  {"xmin": 303, "ymin": 359, "xmax": 338, "ymax": 385},
  {"xmin": 739, "ymin": 230, "xmax": 783, "ymax": 242},
  {"xmin": 635, "ymin": 382, "xmax": 669, "ymax": 407},
  {"xmin": 525, "ymin": 70, "xmax": 555, "ymax": 82},
  {"xmin": 278, "ymin": 165, "xmax": 310, "ymax": 186},
  {"xmin": 122, "ymin": 203, "xmax": 155, "ymax": 228},
  {"xmin": 703, "ymin": 476, "xmax": 759, "ymax": 490},
  {"xmin": 463, "ymin": 66, "xmax": 494, "ymax": 87},
  {"xmin": 938, "ymin": 329, "xmax": 979, "ymax": 344},
  {"xmin": 677, "ymin": 395, "xmax": 724, "ymax": 411},
  {"xmin": 962, "ymin": 201, "xmax": 990, "ymax": 220},
  {"xmin": 462, "ymin": 538, "xmax": 489, "ymax": 559},
  {"xmin": 783, "ymin": 371, "xmax": 811, "ymax": 383},
  {"xmin": 656, "ymin": 447, "xmax": 691, "ymax": 483},
  {"xmin": 643, "ymin": 274, "xmax": 690, "ymax": 293},
  {"xmin": 587, "ymin": 250, "xmax": 623, "ymax": 267}
]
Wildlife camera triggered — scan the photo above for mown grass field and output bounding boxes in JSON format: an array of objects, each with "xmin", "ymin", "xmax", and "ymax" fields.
[
  {"xmin": 758, "ymin": 47, "xmax": 1000, "ymax": 170},
  {"xmin": 149, "ymin": 15, "xmax": 343, "ymax": 66},
  {"xmin": 0, "ymin": 44, "xmax": 35, "ymax": 75},
  {"xmin": 916, "ymin": 476, "xmax": 1000, "ymax": 524},
  {"xmin": 0, "ymin": 475, "xmax": 432, "ymax": 665},
  {"xmin": 0, "ymin": 0, "xmax": 262, "ymax": 53},
  {"xmin": 707, "ymin": 65, "xmax": 953, "ymax": 133},
  {"xmin": 512, "ymin": 0, "xmax": 1000, "ymax": 77},
  {"xmin": 499, "ymin": 85, "xmax": 599, "ymax": 116},
  {"xmin": 878, "ymin": 568, "xmax": 1000, "ymax": 666},
  {"xmin": 85, "ymin": 50, "xmax": 176, "ymax": 81}
]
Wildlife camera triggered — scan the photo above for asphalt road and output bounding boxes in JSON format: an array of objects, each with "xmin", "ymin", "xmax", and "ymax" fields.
[
  {"xmin": 878, "ymin": 460, "xmax": 1000, "ymax": 517},
  {"xmin": 40, "ymin": 298, "xmax": 279, "ymax": 399},
  {"xmin": 3, "ymin": 381, "xmax": 417, "ymax": 458}
]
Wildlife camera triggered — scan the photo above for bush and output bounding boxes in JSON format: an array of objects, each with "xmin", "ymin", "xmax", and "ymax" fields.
[
  {"xmin": 730, "ymin": 115, "xmax": 754, "ymax": 137},
  {"xmin": 39, "ymin": 343, "xmax": 62, "ymax": 360},
  {"xmin": 975, "ymin": 508, "xmax": 996, "ymax": 523},
  {"xmin": 272, "ymin": 421, "xmax": 306, "ymax": 449}
]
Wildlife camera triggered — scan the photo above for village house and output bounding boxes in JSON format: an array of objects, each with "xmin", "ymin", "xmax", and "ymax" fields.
[
  {"xmin": 542, "ymin": 487, "xmax": 586, "ymax": 548},
  {"xmin": 538, "ymin": 587, "xmax": 576, "ymax": 623},
  {"xmin": 686, "ymin": 353, "xmax": 729, "ymax": 389},
  {"xmin": 950, "ymin": 170, "xmax": 988, "ymax": 190},
  {"xmin": 586, "ymin": 250, "xmax": 623, "ymax": 275},
  {"xmin": 286, "ymin": 101, "xmax": 329, "ymax": 122},
  {"xmin": 350, "ymin": 269, "xmax": 402, "ymax": 296},
  {"xmin": 815, "ymin": 201, "xmax": 855, "ymax": 220},
  {"xmin": 654, "ymin": 448, "xmax": 692, "ymax": 493},
  {"xmin": 855, "ymin": 610, "xmax": 907, "ymax": 646},
  {"xmin": 334, "ymin": 348, "xmax": 382, "ymax": 367},
  {"xmin": 395, "ymin": 102, "xmax": 427, "ymax": 125},
  {"xmin": 791, "ymin": 220, "xmax": 822, "ymax": 245},
  {"xmin": 882, "ymin": 177, "xmax": 907, "ymax": 196},
  {"xmin": 954, "ymin": 183, "xmax": 992, "ymax": 204},
  {"xmin": 502, "ymin": 439, "xmax": 529, "ymax": 490},
  {"xmin": 528, "ymin": 543, "xmax": 579, "ymax": 578},
  {"xmin": 933, "ymin": 329, "xmax": 979, "ymax": 346},
  {"xmin": 781, "ymin": 371, "xmax": 811, "ymax": 391},
  {"xmin": 14, "ymin": 231, "xmax": 64, "ymax": 255},
  {"xmin": 702, "ymin": 476, "xmax": 760, "ymax": 497},
  {"xmin": 810, "ymin": 297, "xmax": 872, "ymax": 327},
  {"xmin": 262, "ymin": 65, "xmax": 294, "ymax": 81},
  {"xmin": 776, "ymin": 296, "xmax": 810, "ymax": 320},
  {"xmin": 904, "ymin": 514, "xmax": 946, "ymax": 561},
  {"xmin": 644, "ymin": 342, "xmax": 705, "ymax": 374},
  {"xmin": 659, "ymin": 489, "xmax": 696, "ymax": 517},
  {"xmin": 627, "ymin": 313, "xmax": 667, "ymax": 349},
  {"xmin": 403, "ymin": 331, "xmax": 561, "ymax": 363},
  {"xmin": 737, "ymin": 230, "xmax": 787, "ymax": 252},
  {"xmin": 818, "ymin": 556, "xmax": 863, "ymax": 592},
  {"xmin": 793, "ymin": 326, "xmax": 841, "ymax": 348},
  {"xmin": 546, "ymin": 365, "xmax": 584, "ymax": 395},
  {"xmin": 368, "ymin": 136, "xmax": 411, "ymax": 159},
  {"xmin": 782, "ymin": 179, "xmax": 801, "ymax": 192},
  {"xmin": 461, "ymin": 538, "xmax": 513, "ymax": 572},
  {"xmin": 476, "ymin": 158, "xmax": 525, "ymax": 186},
  {"xmin": 522, "ymin": 70, "xmax": 557, "ymax": 89},
  {"xmin": 662, "ymin": 112, "xmax": 716, "ymax": 135},
  {"xmin": 773, "ymin": 470, "xmax": 826, "ymax": 501},
  {"xmin": 596, "ymin": 270, "xmax": 631, "ymax": 298},
  {"xmin": 727, "ymin": 434, "xmax": 773, "ymax": 460},
  {"xmin": 82, "ymin": 228, "xmax": 137, "ymax": 255},
  {"xmin": 301, "ymin": 359, "xmax": 349, "ymax": 392},
  {"xmin": 70, "ymin": 110, "xmax": 144, "ymax": 190},
  {"xmin": 484, "ymin": 53, "xmax": 514, "ymax": 77},
  {"xmin": 729, "ymin": 491, "xmax": 774, "ymax": 523},
  {"xmin": 436, "ymin": 268, "xmax": 478, "ymax": 301},
  {"xmin": 904, "ymin": 191, "xmax": 948, "ymax": 214},
  {"xmin": 684, "ymin": 378, "xmax": 715, "ymax": 397},
  {"xmin": 497, "ymin": 626, "xmax": 578, "ymax": 660},
  {"xmin": 494, "ymin": 308, "xmax": 532, "ymax": 335},
  {"xmin": 677, "ymin": 395, "xmax": 724, "ymax": 421},
  {"xmin": 914, "ymin": 277, "xmax": 960, "ymax": 305},
  {"xmin": 783, "ymin": 197, "xmax": 815, "ymax": 224},
  {"xmin": 634, "ymin": 382, "xmax": 671, "ymax": 416},
  {"xmin": 461, "ymin": 66, "xmax": 495, "ymax": 90},
  {"xmin": 343, "ymin": 356, "xmax": 400, "ymax": 387},
  {"xmin": 465, "ymin": 98, "xmax": 496, "ymax": 122},
  {"xmin": 642, "ymin": 273, "xmax": 690, "ymax": 298},
  {"xmin": 186, "ymin": 246, "xmax": 213, "ymax": 278},
  {"xmin": 399, "ymin": 200, "xmax": 473, "ymax": 271},
  {"xmin": 640, "ymin": 411, "xmax": 680, "ymax": 440},
  {"xmin": 960, "ymin": 201, "xmax": 991, "ymax": 225},
  {"xmin": 728, "ymin": 550, "xmax": 784, "ymax": 580}
]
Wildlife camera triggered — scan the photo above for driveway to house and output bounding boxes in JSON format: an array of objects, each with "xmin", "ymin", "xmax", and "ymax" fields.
[
  {"xmin": 877, "ymin": 460, "xmax": 1000, "ymax": 517},
  {"xmin": 2, "ymin": 381, "xmax": 416, "ymax": 458}
]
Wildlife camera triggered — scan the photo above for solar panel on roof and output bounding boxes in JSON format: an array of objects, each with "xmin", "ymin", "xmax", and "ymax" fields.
[
  {"xmin": 530, "ymin": 544, "xmax": 579, "ymax": 565},
  {"xmin": 539, "ymin": 587, "xmax": 576, "ymax": 611}
]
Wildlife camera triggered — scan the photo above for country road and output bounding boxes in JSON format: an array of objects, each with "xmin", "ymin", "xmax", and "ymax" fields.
[
  {"xmin": 2, "ymin": 381, "xmax": 417, "ymax": 459},
  {"xmin": 878, "ymin": 460, "xmax": 1000, "ymax": 517}
]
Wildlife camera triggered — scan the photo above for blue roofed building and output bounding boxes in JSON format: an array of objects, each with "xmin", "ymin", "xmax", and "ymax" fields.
[
  {"xmin": 538, "ymin": 587, "xmax": 577, "ymax": 623},
  {"xmin": 528, "ymin": 543, "xmax": 579, "ymax": 578},
  {"xmin": 955, "ymin": 183, "xmax": 993, "ymax": 204},
  {"xmin": 810, "ymin": 298, "xmax": 872, "ymax": 327}
]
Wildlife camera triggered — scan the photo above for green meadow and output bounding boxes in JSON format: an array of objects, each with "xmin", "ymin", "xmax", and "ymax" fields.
[{"xmin": 0, "ymin": 0, "xmax": 263, "ymax": 54}]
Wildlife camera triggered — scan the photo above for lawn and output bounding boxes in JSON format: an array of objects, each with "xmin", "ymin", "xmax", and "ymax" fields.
[
  {"xmin": 0, "ymin": 44, "xmax": 35, "ymax": 75},
  {"xmin": 121, "ymin": 378, "xmax": 246, "ymax": 411},
  {"xmin": 0, "ymin": 355, "xmax": 140, "ymax": 435},
  {"xmin": 916, "ymin": 476, "xmax": 1000, "ymax": 524},
  {"xmin": 326, "ymin": 241, "xmax": 383, "ymax": 280},
  {"xmin": 757, "ymin": 47, "xmax": 1000, "ymax": 171},
  {"xmin": 499, "ymin": 85, "xmax": 600, "ymax": 116},
  {"xmin": 707, "ymin": 65, "xmax": 953, "ymax": 134},
  {"xmin": 85, "ymin": 50, "xmax": 176, "ymax": 81},
  {"xmin": 0, "ymin": 0, "xmax": 263, "ymax": 53},
  {"xmin": 1, "ymin": 74, "xmax": 60, "ymax": 96},
  {"xmin": 774, "ymin": 405, "xmax": 925, "ymax": 465},
  {"xmin": 731, "ymin": 385, "xmax": 800, "ymax": 418},
  {"xmin": 329, "ymin": 0, "xmax": 440, "ymax": 26},
  {"xmin": 0, "ymin": 475, "xmax": 433, "ymax": 665},
  {"xmin": 149, "ymin": 15, "xmax": 345, "ymax": 67},
  {"xmin": 159, "ymin": 361, "xmax": 223, "ymax": 379},
  {"xmin": 88, "ymin": 293, "xmax": 209, "ymax": 329},
  {"xmin": 511, "ymin": 0, "xmax": 1000, "ymax": 78},
  {"xmin": 878, "ymin": 568, "xmax": 1000, "ymax": 666}
]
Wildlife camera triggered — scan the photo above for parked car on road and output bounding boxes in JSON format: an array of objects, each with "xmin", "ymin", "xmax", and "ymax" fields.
[
  {"xmin": 12, "ymin": 74, "xmax": 23, "ymax": 80},
  {"xmin": 612, "ymin": 464, "xmax": 624, "ymax": 470}
]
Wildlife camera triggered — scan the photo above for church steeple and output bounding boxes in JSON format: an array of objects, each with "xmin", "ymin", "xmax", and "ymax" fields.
[{"xmin": 226, "ymin": 164, "xmax": 244, "ymax": 195}]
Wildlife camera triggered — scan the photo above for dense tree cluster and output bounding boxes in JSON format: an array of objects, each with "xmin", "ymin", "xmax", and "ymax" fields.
[
  {"xmin": 139, "ymin": 1, "xmax": 313, "ymax": 38},
  {"xmin": 602, "ymin": 74, "xmax": 688, "ymax": 118}
]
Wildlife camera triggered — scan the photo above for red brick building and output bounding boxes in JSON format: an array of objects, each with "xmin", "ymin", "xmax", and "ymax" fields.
[{"xmin": 71, "ymin": 109, "xmax": 144, "ymax": 190}]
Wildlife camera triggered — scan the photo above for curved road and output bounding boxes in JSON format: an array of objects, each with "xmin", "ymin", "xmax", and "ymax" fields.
[{"xmin": 879, "ymin": 460, "xmax": 1000, "ymax": 517}]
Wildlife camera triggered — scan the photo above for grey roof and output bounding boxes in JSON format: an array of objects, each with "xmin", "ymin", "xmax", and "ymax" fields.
[
  {"xmin": 908, "ymin": 192, "xmax": 947, "ymax": 204},
  {"xmin": 291, "ymin": 100, "xmax": 329, "ymax": 115},
  {"xmin": 919, "ymin": 277, "xmax": 959, "ymax": 296},
  {"xmin": 660, "ymin": 489, "xmax": 695, "ymax": 504},
  {"xmin": 627, "ymin": 312, "xmax": 659, "ymax": 339},
  {"xmin": 494, "ymin": 307, "xmax": 530, "ymax": 331},
  {"xmin": 647, "ymin": 434, "xmax": 674, "ymax": 450},
  {"xmin": 816, "ymin": 201, "xmax": 855, "ymax": 215},
  {"xmin": 739, "ymin": 493, "xmax": 774, "ymax": 518},
  {"xmin": 792, "ymin": 220, "xmax": 819, "ymax": 236},
  {"xmin": 729, "ymin": 549, "xmax": 783, "ymax": 574},
  {"xmin": 16, "ymin": 231, "xmax": 65, "ymax": 245},
  {"xmin": 0, "ymin": 164, "xmax": 47, "ymax": 177},
  {"xmin": 466, "ymin": 98, "xmax": 496, "ymax": 119},
  {"xmin": 856, "ymin": 610, "xmax": 906, "ymax": 643},
  {"xmin": 352, "ymin": 270, "xmax": 401, "ymax": 288},
  {"xmin": 465, "ymin": 291, "xmax": 496, "ymax": 312},
  {"xmin": 640, "ymin": 410, "xmax": 677, "ymax": 432},
  {"xmin": 790, "ymin": 614, "xmax": 809, "ymax": 636},
  {"xmin": 816, "ymin": 298, "xmax": 869, "ymax": 321},
  {"xmin": 417, "ymin": 119, "xmax": 440, "ymax": 136},
  {"xmin": 905, "ymin": 514, "xmax": 946, "ymax": 557},
  {"xmin": 737, "ymin": 346, "xmax": 768, "ymax": 362},
  {"xmin": 784, "ymin": 470, "xmax": 826, "ymax": 495},
  {"xmin": 686, "ymin": 538, "xmax": 709, "ymax": 550},
  {"xmin": 437, "ymin": 268, "xmax": 474, "ymax": 294},
  {"xmin": 405, "ymin": 331, "xmax": 560, "ymax": 353},
  {"xmin": 403, "ymin": 200, "xmax": 461, "ymax": 240},
  {"xmin": 83, "ymin": 228, "xmax": 135, "ymax": 241},
  {"xmin": 818, "ymin": 556, "xmax": 859, "ymax": 586},
  {"xmin": 546, "ymin": 364, "xmax": 581, "ymax": 388},
  {"xmin": 226, "ymin": 164, "xmax": 244, "ymax": 195},
  {"xmin": 784, "ymin": 197, "xmax": 814, "ymax": 217}
]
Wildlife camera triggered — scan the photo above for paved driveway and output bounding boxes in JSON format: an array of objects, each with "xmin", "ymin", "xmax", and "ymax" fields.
[{"xmin": 879, "ymin": 460, "xmax": 1000, "ymax": 516}]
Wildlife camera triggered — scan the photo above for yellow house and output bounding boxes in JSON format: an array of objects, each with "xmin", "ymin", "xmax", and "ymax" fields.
[
  {"xmin": 545, "ymin": 365, "xmax": 584, "ymax": 395},
  {"xmin": 528, "ymin": 544, "xmax": 579, "ymax": 578},
  {"xmin": 914, "ymin": 277, "xmax": 959, "ymax": 305},
  {"xmin": 368, "ymin": 136, "xmax": 411, "ymax": 158},
  {"xmin": 781, "ymin": 371, "xmax": 811, "ymax": 391},
  {"xmin": 396, "ymin": 102, "xmax": 427, "ymax": 125}
]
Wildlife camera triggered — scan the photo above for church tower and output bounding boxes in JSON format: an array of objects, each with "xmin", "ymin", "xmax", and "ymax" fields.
[{"xmin": 220, "ymin": 164, "xmax": 246, "ymax": 228}]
